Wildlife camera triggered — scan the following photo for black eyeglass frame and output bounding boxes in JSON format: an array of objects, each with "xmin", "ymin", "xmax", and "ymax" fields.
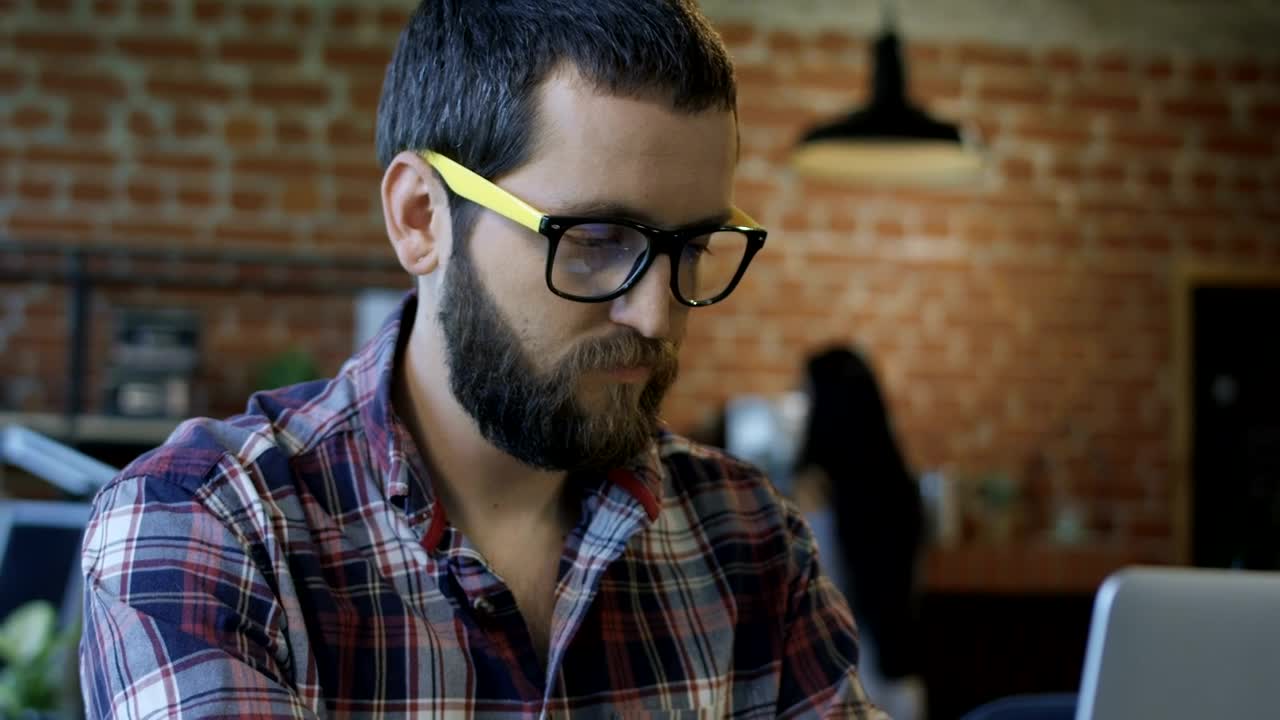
[{"xmin": 536, "ymin": 215, "xmax": 767, "ymax": 307}]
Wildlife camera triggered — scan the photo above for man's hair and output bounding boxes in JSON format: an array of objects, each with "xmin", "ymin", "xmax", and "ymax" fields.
[{"xmin": 376, "ymin": 0, "xmax": 737, "ymax": 241}]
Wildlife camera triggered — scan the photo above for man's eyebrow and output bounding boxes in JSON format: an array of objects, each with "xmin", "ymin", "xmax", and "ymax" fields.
[{"xmin": 551, "ymin": 200, "xmax": 733, "ymax": 229}]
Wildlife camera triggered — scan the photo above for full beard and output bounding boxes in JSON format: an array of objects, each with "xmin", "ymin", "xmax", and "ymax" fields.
[{"xmin": 437, "ymin": 242, "xmax": 679, "ymax": 473}]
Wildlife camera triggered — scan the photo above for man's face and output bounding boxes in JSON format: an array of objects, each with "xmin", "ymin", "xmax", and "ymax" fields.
[{"xmin": 436, "ymin": 68, "xmax": 738, "ymax": 473}]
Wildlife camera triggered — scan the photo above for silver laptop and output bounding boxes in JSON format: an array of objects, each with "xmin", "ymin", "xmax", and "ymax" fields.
[{"xmin": 1076, "ymin": 566, "xmax": 1280, "ymax": 720}]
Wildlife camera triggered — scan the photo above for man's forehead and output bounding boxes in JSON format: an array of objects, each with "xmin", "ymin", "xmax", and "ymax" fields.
[
  {"xmin": 531, "ymin": 66, "xmax": 735, "ymax": 157},
  {"xmin": 511, "ymin": 72, "xmax": 735, "ymax": 219},
  {"xmin": 548, "ymin": 198, "xmax": 734, "ymax": 230}
]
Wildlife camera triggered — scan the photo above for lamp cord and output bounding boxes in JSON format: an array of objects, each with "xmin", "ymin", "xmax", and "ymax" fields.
[{"xmin": 880, "ymin": 0, "xmax": 899, "ymax": 32}]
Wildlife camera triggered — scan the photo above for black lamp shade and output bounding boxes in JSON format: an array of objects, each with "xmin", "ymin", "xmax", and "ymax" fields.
[{"xmin": 792, "ymin": 31, "xmax": 982, "ymax": 185}]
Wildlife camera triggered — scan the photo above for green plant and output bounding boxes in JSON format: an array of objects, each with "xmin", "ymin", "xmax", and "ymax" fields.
[
  {"xmin": 976, "ymin": 471, "xmax": 1019, "ymax": 509},
  {"xmin": 0, "ymin": 601, "xmax": 78, "ymax": 717},
  {"xmin": 254, "ymin": 348, "xmax": 321, "ymax": 392}
]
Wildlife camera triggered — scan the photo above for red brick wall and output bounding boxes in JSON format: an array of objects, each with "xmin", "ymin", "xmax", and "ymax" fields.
[
  {"xmin": 2, "ymin": 1, "xmax": 406, "ymax": 414},
  {"xmin": 677, "ymin": 25, "xmax": 1279, "ymax": 563},
  {"xmin": 3, "ymin": 2, "xmax": 1279, "ymax": 561},
  {"xmin": 696, "ymin": 28, "xmax": 1274, "ymax": 558}
]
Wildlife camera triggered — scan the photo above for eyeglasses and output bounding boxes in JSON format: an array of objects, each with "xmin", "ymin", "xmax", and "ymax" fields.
[{"xmin": 423, "ymin": 151, "xmax": 767, "ymax": 307}]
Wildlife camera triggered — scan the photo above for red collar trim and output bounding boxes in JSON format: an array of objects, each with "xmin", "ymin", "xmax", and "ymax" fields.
[
  {"xmin": 420, "ymin": 500, "xmax": 448, "ymax": 551},
  {"xmin": 608, "ymin": 468, "xmax": 661, "ymax": 522}
]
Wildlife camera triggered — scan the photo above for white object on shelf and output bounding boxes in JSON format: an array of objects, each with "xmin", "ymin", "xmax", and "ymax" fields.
[
  {"xmin": 725, "ymin": 391, "xmax": 810, "ymax": 496},
  {"xmin": 919, "ymin": 469, "xmax": 960, "ymax": 548}
]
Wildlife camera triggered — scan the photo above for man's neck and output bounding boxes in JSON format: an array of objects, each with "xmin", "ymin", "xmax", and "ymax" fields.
[{"xmin": 393, "ymin": 309, "xmax": 571, "ymax": 543}]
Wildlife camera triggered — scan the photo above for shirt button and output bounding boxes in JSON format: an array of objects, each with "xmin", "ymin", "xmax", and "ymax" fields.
[{"xmin": 472, "ymin": 596, "xmax": 495, "ymax": 615}]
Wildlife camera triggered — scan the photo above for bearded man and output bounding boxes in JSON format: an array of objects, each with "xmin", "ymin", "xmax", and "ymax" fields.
[{"xmin": 79, "ymin": 2, "xmax": 885, "ymax": 717}]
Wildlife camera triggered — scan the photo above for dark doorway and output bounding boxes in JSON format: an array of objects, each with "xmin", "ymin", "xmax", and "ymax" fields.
[{"xmin": 1192, "ymin": 285, "xmax": 1280, "ymax": 569}]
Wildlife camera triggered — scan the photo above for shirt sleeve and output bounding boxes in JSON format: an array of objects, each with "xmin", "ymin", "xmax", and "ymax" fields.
[
  {"xmin": 775, "ymin": 506, "xmax": 892, "ymax": 720},
  {"xmin": 79, "ymin": 472, "xmax": 319, "ymax": 719}
]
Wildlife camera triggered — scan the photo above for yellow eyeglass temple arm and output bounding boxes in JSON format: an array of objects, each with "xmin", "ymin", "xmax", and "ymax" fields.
[
  {"xmin": 422, "ymin": 151, "xmax": 545, "ymax": 233},
  {"xmin": 425, "ymin": 150, "xmax": 765, "ymax": 234},
  {"xmin": 729, "ymin": 207, "xmax": 761, "ymax": 228}
]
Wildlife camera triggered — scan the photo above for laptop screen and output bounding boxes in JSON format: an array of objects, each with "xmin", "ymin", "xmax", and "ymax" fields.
[{"xmin": 0, "ymin": 500, "xmax": 92, "ymax": 629}]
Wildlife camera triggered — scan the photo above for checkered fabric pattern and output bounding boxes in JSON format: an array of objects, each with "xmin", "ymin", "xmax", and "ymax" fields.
[{"xmin": 79, "ymin": 293, "xmax": 886, "ymax": 719}]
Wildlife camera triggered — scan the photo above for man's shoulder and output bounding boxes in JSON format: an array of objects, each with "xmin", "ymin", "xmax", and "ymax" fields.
[
  {"xmin": 653, "ymin": 432, "xmax": 813, "ymax": 594},
  {"xmin": 656, "ymin": 430, "xmax": 791, "ymax": 520},
  {"xmin": 657, "ymin": 431, "xmax": 765, "ymax": 484},
  {"xmin": 112, "ymin": 375, "xmax": 359, "ymax": 498}
]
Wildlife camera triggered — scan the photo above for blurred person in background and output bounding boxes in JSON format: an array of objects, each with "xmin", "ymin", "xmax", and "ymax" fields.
[
  {"xmin": 794, "ymin": 346, "xmax": 928, "ymax": 720},
  {"xmin": 77, "ymin": 1, "xmax": 889, "ymax": 717}
]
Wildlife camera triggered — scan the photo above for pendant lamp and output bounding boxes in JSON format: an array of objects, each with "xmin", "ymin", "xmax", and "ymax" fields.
[{"xmin": 790, "ymin": 1, "xmax": 983, "ymax": 186}]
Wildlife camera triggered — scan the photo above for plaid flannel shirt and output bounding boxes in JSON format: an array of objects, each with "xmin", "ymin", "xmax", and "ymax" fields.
[{"xmin": 80, "ymin": 293, "xmax": 886, "ymax": 719}]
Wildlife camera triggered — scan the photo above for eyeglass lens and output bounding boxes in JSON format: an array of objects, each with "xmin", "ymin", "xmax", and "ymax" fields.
[{"xmin": 549, "ymin": 222, "xmax": 749, "ymax": 302}]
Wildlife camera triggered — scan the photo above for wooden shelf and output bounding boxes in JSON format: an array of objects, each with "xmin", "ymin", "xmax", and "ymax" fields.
[
  {"xmin": 923, "ymin": 543, "xmax": 1167, "ymax": 594},
  {"xmin": 0, "ymin": 412, "xmax": 180, "ymax": 446}
]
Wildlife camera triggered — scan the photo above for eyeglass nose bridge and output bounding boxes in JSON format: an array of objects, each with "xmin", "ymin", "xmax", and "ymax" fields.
[{"xmin": 614, "ymin": 230, "xmax": 700, "ymax": 304}]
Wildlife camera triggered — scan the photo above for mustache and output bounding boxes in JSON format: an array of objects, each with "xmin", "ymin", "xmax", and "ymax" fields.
[{"xmin": 561, "ymin": 331, "xmax": 680, "ymax": 375}]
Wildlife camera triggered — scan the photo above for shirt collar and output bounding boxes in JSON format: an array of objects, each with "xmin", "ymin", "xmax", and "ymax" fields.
[
  {"xmin": 607, "ymin": 444, "xmax": 665, "ymax": 522},
  {"xmin": 349, "ymin": 290, "xmax": 668, "ymax": 544},
  {"xmin": 350, "ymin": 291, "xmax": 427, "ymax": 506}
]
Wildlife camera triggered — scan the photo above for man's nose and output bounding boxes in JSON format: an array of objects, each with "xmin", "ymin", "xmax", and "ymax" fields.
[{"xmin": 608, "ymin": 257, "xmax": 674, "ymax": 339}]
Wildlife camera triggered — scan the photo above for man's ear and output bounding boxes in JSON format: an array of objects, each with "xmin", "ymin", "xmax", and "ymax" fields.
[{"xmin": 382, "ymin": 150, "xmax": 452, "ymax": 277}]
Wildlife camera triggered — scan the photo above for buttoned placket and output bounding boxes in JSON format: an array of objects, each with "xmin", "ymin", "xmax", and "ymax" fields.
[
  {"xmin": 445, "ymin": 532, "xmax": 551, "ymax": 696},
  {"xmin": 400, "ymin": 460, "xmax": 663, "ymax": 717},
  {"xmin": 535, "ymin": 478, "xmax": 659, "ymax": 719}
]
